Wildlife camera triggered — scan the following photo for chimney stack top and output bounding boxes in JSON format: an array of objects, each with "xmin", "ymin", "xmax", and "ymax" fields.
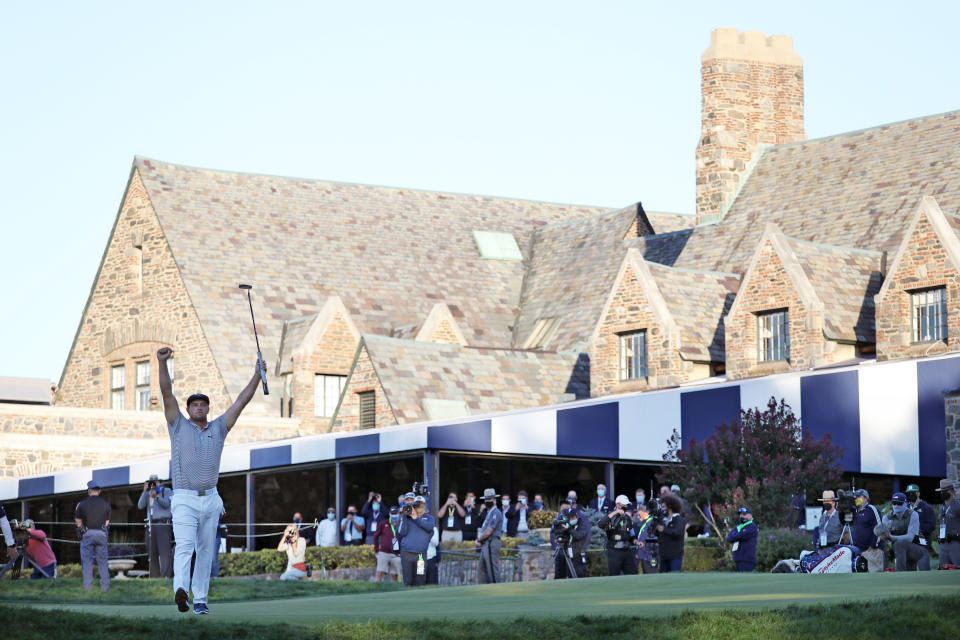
[{"xmin": 703, "ymin": 28, "xmax": 802, "ymax": 65}]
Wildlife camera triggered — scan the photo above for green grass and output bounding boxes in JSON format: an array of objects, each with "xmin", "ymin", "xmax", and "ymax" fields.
[
  {"xmin": 5, "ymin": 594, "xmax": 959, "ymax": 640},
  {"xmin": 16, "ymin": 571, "xmax": 960, "ymax": 626},
  {"xmin": 0, "ymin": 577, "xmax": 402, "ymax": 603}
]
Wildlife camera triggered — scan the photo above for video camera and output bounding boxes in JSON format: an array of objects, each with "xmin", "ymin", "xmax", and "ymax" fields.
[
  {"xmin": 412, "ymin": 481, "xmax": 429, "ymax": 497},
  {"xmin": 835, "ymin": 489, "xmax": 857, "ymax": 524},
  {"xmin": 551, "ymin": 512, "xmax": 573, "ymax": 544}
]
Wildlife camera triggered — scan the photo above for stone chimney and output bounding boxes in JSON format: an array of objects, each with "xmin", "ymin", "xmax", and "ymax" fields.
[{"xmin": 696, "ymin": 28, "xmax": 805, "ymax": 225}]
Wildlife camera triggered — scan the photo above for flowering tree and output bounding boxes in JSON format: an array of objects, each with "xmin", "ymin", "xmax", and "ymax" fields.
[{"xmin": 659, "ymin": 397, "xmax": 843, "ymax": 538}]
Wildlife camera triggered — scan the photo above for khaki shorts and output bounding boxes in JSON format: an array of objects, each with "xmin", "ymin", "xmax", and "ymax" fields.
[{"xmin": 376, "ymin": 551, "xmax": 402, "ymax": 575}]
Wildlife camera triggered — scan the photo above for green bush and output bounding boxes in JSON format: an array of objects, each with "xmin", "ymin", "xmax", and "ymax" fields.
[
  {"xmin": 217, "ymin": 545, "xmax": 378, "ymax": 577},
  {"xmin": 681, "ymin": 537, "xmax": 726, "ymax": 572},
  {"xmin": 754, "ymin": 528, "xmax": 812, "ymax": 572},
  {"xmin": 528, "ymin": 510, "xmax": 556, "ymax": 529}
]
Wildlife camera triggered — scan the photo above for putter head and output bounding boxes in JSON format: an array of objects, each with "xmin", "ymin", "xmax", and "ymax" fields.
[{"xmin": 238, "ymin": 284, "xmax": 252, "ymax": 290}]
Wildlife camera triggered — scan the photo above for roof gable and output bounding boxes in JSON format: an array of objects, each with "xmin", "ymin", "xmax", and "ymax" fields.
[
  {"xmin": 876, "ymin": 196, "xmax": 960, "ymax": 303},
  {"xmin": 276, "ymin": 295, "xmax": 360, "ymax": 375},
  {"xmin": 415, "ymin": 303, "xmax": 468, "ymax": 346}
]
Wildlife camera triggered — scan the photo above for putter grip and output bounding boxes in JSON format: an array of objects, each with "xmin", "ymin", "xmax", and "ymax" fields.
[{"xmin": 257, "ymin": 352, "xmax": 269, "ymax": 395}]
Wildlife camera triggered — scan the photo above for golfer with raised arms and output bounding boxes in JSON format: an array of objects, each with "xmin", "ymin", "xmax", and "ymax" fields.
[{"xmin": 157, "ymin": 346, "xmax": 265, "ymax": 614}]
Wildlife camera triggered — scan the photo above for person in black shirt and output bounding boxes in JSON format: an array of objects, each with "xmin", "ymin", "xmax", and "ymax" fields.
[
  {"xmin": 75, "ymin": 480, "xmax": 112, "ymax": 591},
  {"xmin": 436, "ymin": 492, "xmax": 466, "ymax": 543},
  {"xmin": 461, "ymin": 492, "xmax": 481, "ymax": 541},
  {"xmin": 657, "ymin": 494, "xmax": 686, "ymax": 573},
  {"xmin": 599, "ymin": 495, "xmax": 639, "ymax": 575}
]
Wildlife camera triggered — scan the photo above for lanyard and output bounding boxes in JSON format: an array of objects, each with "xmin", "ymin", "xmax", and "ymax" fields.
[
  {"xmin": 448, "ymin": 506, "xmax": 456, "ymax": 518},
  {"xmin": 737, "ymin": 520, "xmax": 753, "ymax": 533},
  {"xmin": 389, "ymin": 523, "xmax": 397, "ymax": 537},
  {"xmin": 637, "ymin": 518, "xmax": 651, "ymax": 535}
]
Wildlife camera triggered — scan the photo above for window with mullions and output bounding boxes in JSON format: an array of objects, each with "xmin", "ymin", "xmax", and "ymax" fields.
[
  {"xmin": 110, "ymin": 364, "xmax": 125, "ymax": 409},
  {"xmin": 757, "ymin": 309, "xmax": 790, "ymax": 362},
  {"xmin": 618, "ymin": 331, "xmax": 648, "ymax": 381},
  {"xmin": 135, "ymin": 360, "xmax": 150, "ymax": 411},
  {"xmin": 911, "ymin": 287, "xmax": 947, "ymax": 343},
  {"xmin": 314, "ymin": 374, "xmax": 346, "ymax": 417}
]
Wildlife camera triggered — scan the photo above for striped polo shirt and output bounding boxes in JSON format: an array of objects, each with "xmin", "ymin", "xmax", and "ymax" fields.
[{"xmin": 168, "ymin": 413, "xmax": 228, "ymax": 491}]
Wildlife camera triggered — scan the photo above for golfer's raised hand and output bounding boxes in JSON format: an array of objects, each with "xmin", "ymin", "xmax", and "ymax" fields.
[
  {"xmin": 255, "ymin": 360, "xmax": 267, "ymax": 376},
  {"xmin": 157, "ymin": 347, "xmax": 172, "ymax": 361}
]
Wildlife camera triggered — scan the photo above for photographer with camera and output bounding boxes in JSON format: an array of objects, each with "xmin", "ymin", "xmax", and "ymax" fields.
[
  {"xmin": 656, "ymin": 494, "xmax": 686, "ymax": 573},
  {"xmin": 277, "ymin": 524, "xmax": 309, "ymax": 580},
  {"xmin": 340, "ymin": 505, "xmax": 365, "ymax": 546},
  {"xmin": 851, "ymin": 489, "xmax": 884, "ymax": 572},
  {"xmin": 373, "ymin": 506, "xmax": 402, "ymax": 582},
  {"xmin": 437, "ymin": 491, "xmax": 466, "ymax": 542},
  {"xmin": 599, "ymin": 495, "xmax": 638, "ymax": 576},
  {"xmin": 461, "ymin": 492, "xmax": 481, "ymax": 542},
  {"xmin": 937, "ymin": 479, "xmax": 960, "ymax": 567},
  {"xmin": 550, "ymin": 499, "xmax": 589, "ymax": 579},
  {"xmin": 475, "ymin": 488, "xmax": 503, "ymax": 584},
  {"xmin": 138, "ymin": 474, "xmax": 173, "ymax": 578},
  {"xmin": 634, "ymin": 500, "xmax": 658, "ymax": 574},
  {"xmin": 362, "ymin": 492, "xmax": 385, "ymax": 545},
  {"xmin": 19, "ymin": 519, "xmax": 57, "ymax": 579},
  {"xmin": 397, "ymin": 494, "xmax": 435, "ymax": 587}
]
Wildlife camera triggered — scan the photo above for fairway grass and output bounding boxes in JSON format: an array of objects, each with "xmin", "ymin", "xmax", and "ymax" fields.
[{"xmin": 19, "ymin": 570, "xmax": 960, "ymax": 626}]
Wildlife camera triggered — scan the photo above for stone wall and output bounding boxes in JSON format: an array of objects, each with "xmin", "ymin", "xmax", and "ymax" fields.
[
  {"xmin": 725, "ymin": 239, "xmax": 832, "ymax": 379},
  {"xmin": 696, "ymin": 29, "xmax": 805, "ymax": 224},
  {"xmin": 55, "ymin": 170, "xmax": 230, "ymax": 411},
  {"xmin": 290, "ymin": 311, "xmax": 359, "ymax": 433},
  {"xmin": 945, "ymin": 390, "xmax": 960, "ymax": 484},
  {"xmin": 0, "ymin": 402, "xmax": 301, "ymax": 479},
  {"xmin": 876, "ymin": 211, "xmax": 960, "ymax": 360},
  {"xmin": 592, "ymin": 264, "xmax": 688, "ymax": 395},
  {"xmin": 331, "ymin": 342, "xmax": 397, "ymax": 432}
]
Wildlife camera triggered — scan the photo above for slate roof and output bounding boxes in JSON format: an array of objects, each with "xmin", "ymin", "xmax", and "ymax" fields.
[
  {"xmin": 672, "ymin": 110, "xmax": 960, "ymax": 274},
  {"xmin": 514, "ymin": 207, "xmax": 691, "ymax": 353},
  {"xmin": 644, "ymin": 211, "xmax": 696, "ymax": 234},
  {"xmin": 0, "ymin": 377, "xmax": 53, "ymax": 404},
  {"xmin": 785, "ymin": 237, "xmax": 884, "ymax": 342},
  {"xmin": 360, "ymin": 335, "xmax": 589, "ymax": 424},
  {"xmin": 276, "ymin": 314, "xmax": 316, "ymax": 375},
  {"xmin": 136, "ymin": 157, "xmax": 611, "ymax": 401},
  {"xmin": 647, "ymin": 264, "xmax": 740, "ymax": 361}
]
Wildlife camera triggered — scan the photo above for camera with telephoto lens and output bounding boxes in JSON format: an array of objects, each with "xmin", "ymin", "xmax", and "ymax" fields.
[
  {"xmin": 412, "ymin": 481, "xmax": 429, "ymax": 497},
  {"xmin": 835, "ymin": 489, "xmax": 857, "ymax": 524},
  {"xmin": 551, "ymin": 512, "xmax": 573, "ymax": 545},
  {"xmin": 8, "ymin": 520, "xmax": 31, "ymax": 549}
]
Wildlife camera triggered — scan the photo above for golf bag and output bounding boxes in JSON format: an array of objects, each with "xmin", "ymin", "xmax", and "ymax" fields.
[{"xmin": 798, "ymin": 544, "xmax": 867, "ymax": 574}]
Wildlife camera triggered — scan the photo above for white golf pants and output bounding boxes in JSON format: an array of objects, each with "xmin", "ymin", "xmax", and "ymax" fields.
[{"xmin": 171, "ymin": 489, "xmax": 223, "ymax": 604}]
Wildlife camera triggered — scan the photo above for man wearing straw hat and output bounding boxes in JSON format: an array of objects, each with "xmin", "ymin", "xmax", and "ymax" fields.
[
  {"xmin": 936, "ymin": 479, "xmax": 960, "ymax": 568},
  {"xmin": 812, "ymin": 490, "xmax": 843, "ymax": 549},
  {"xmin": 475, "ymin": 488, "xmax": 503, "ymax": 584}
]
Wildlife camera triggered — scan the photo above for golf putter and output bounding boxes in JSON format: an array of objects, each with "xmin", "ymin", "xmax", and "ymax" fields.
[{"xmin": 238, "ymin": 284, "xmax": 269, "ymax": 395}]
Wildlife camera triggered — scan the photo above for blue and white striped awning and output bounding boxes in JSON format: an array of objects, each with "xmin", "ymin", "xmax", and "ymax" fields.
[{"xmin": 3, "ymin": 353, "xmax": 958, "ymax": 500}]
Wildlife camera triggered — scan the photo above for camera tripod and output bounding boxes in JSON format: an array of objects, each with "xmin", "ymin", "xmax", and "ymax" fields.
[
  {"xmin": 542, "ymin": 541, "xmax": 579, "ymax": 580},
  {"xmin": 0, "ymin": 544, "xmax": 52, "ymax": 580}
]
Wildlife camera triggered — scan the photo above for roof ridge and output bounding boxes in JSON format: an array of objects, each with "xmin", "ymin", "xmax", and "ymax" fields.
[
  {"xmin": 536, "ymin": 204, "xmax": 632, "ymax": 231},
  {"xmin": 767, "ymin": 108, "xmax": 960, "ymax": 152},
  {"xmin": 134, "ymin": 155, "xmax": 613, "ymax": 210},
  {"xmin": 646, "ymin": 261, "xmax": 740, "ymax": 278}
]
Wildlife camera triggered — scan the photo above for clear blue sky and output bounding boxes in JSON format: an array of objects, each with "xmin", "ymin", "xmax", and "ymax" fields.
[{"xmin": 3, "ymin": 1, "xmax": 959, "ymax": 382}]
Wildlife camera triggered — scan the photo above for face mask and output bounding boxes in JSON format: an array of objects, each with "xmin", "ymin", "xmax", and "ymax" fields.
[
  {"xmin": 327, "ymin": 513, "xmax": 335, "ymax": 520},
  {"xmin": 855, "ymin": 497, "xmax": 866, "ymax": 508},
  {"xmin": 520, "ymin": 498, "xmax": 527, "ymax": 505},
  {"xmin": 293, "ymin": 518, "xmax": 302, "ymax": 524},
  {"xmin": 597, "ymin": 489, "xmax": 605, "ymax": 498},
  {"xmin": 893, "ymin": 503, "xmax": 907, "ymax": 515},
  {"xmin": 739, "ymin": 516, "xmax": 749, "ymax": 524},
  {"xmin": 502, "ymin": 500, "xmax": 510, "ymax": 507},
  {"xmin": 372, "ymin": 503, "xmax": 380, "ymax": 512},
  {"xmin": 485, "ymin": 500, "xmax": 494, "ymax": 508},
  {"xmin": 561, "ymin": 507, "xmax": 570, "ymax": 515},
  {"xmin": 636, "ymin": 494, "xmax": 645, "ymax": 503},
  {"xmin": 390, "ymin": 515, "xmax": 399, "ymax": 523},
  {"xmin": 906, "ymin": 493, "xmax": 918, "ymax": 503},
  {"xmin": 569, "ymin": 518, "xmax": 578, "ymax": 526},
  {"xmin": 534, "ymin": 501, "xmax": 543, "ymax": 508}
]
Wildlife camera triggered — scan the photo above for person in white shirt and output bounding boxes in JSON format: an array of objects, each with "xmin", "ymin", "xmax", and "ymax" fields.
[
  {"xmin": 425, "ymin": 526, "xmax": 440, "ymax": 585},
  {"xmin": 315, "ymin": 508, "xmax": 339, "ymax": 547},
  {"xmin": 277, "ymin": 525, "xmax": 308, "ymax": 580}
]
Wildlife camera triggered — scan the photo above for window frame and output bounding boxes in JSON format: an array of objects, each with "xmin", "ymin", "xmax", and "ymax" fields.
[
  {"xmin": 910, "ymin": 286, "xmax": 947, "ymax": 344},
  {"xmin": 757, "ymin": 309, "xmax": 790, "ymax": 363},
  {"xmin": 135, "ymin": 359, "xmax": 151, "ymax": 411},
  {"xmin": 618, "ymin": 330, "xmax": 648, "ymax": 381},
  {"xmin": 110, "ymin": 364, "xmax": 126, "ymax": 410},
  {"xmin": 314, "ymin": 373, "xmax": 346, "ymax": 418}
]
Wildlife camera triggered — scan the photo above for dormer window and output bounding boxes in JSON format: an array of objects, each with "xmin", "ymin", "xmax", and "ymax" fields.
[
  {"xmin": 619, "ymin": 330, "xmax": 648, "ymax": 380},
  {"xmin": 911, "ymin": 287, "xmax": 947, "ymax": 343},
  {"xmin": 757, "ymin": 309, "xmax": 790, "ymax": 362}
]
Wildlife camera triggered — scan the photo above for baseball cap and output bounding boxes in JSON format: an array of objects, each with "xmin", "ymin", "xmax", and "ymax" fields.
[
  {"xmin": 389, "ymin": 506, "xmax": 399, "ymax": 515},
  {"xmin": 87, "ymin": 480, "xmax": 101, "ymax": 489},
  {"xmin": 186, "ymin": 393, "xmax": 210, "ymax": 406},
  {"xmin": 615, "ymin": 494, "xmax": 630, "ymax": 506},
  {"xmin": 905, "ymin": 484, "xmax": 920, "ymax": 493},
  {"xmin": 738, "ymin": 506, "xmax": 752, "ymax": 515},
  {"xmin": 891, "ymin": 492, "xmax": 907, "ymax": 505},
  {"xmin": 404, "ymin": 492, "xmax": 417, "ymax": 500}
]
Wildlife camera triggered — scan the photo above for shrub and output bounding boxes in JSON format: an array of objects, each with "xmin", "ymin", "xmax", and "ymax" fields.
[
  {"xmin": 528, "ymin": 509, "xmax": 556, "ymax": 529},
  {"xmin": 681, "ymin": 537, "xmax": 727, "ymax": 572},
  {"xmin": 754, "ymin": 527, "xmax": 811, "ymax": 572}
]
